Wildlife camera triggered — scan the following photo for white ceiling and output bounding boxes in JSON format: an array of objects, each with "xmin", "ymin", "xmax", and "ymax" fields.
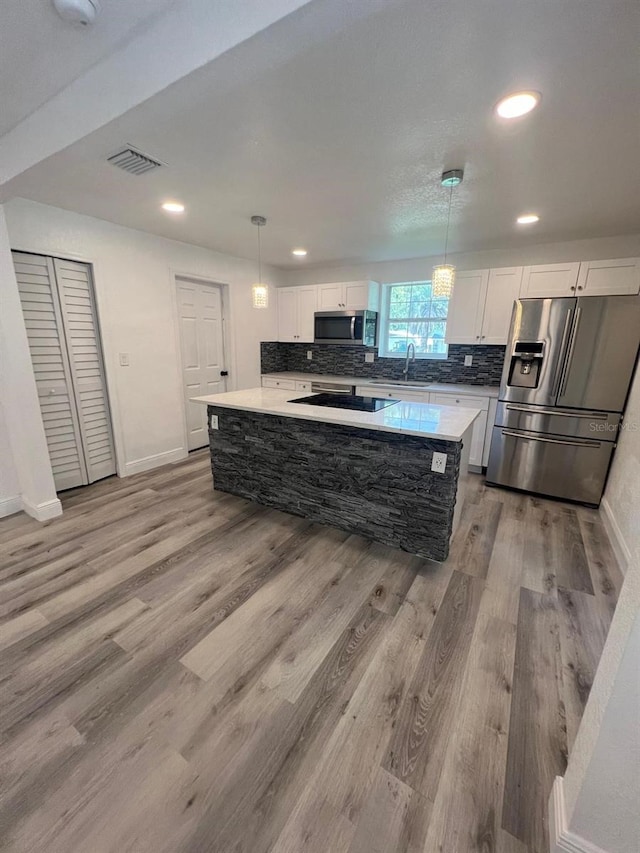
[
  {"xmin": 0, "ymin": 0, "xmax": 174, "ymax": 136},
  {"xmin": 5, "ymin": 0, "xmax": 640, "ymax": 268}
]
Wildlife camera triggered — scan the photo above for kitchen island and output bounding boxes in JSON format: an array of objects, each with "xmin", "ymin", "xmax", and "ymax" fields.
[{"xmin": 192, "ymin": 388, "xmax": 480, "ymax": 561}]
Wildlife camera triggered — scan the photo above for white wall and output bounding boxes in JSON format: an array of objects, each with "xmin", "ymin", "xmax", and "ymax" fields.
[
  {"xmin": 601, "ymin": 365, "xmax": 640, "ymax": 572},
  {"xmin": 0, "ymin": 400, "xmax": 21, "ymax": 517},
  {"xmin": 568, "ymin": 609, "xmax": 640, "ymax": 853},
  {"xmin": 4, "ymin": 199, "xmax": 279, "ymax": 478},
  {"xmin": 555, "ymin": 562, "xmax": 640, "ymax": 853},
  {"xmin": 281, "ymin": 233, "xmax": 640, "ymax": 287},
  {"xmin": 0, "ymin": 205, "xmax": 61, "ymax": 520}
]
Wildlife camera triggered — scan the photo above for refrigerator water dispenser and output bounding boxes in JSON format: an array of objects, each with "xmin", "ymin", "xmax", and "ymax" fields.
[{"xmin": 507, "ymin": 341, "xmax": 545, "ymax": 389}]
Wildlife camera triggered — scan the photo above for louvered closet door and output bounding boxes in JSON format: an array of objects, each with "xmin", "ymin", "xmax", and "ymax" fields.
[
  {"xmin": 52, "ymin": 258, "xmax": 116, "ymax": 484},
  {"xmin": 13, "ymin": 252, "xmax": 88, "ymax": 490}
]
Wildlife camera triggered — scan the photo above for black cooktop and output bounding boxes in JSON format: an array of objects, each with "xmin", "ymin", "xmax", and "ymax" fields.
[{"xmin": 289, "ymin": 393, "xmax": 399, "ymax": 412}]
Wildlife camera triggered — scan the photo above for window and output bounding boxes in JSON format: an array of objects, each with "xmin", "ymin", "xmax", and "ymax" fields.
[{"xmin": 380, "ymin": 281, "xmax": 449, "ymax": 358}]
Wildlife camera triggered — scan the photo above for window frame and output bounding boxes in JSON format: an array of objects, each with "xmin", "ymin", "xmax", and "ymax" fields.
[{"xmin": 379, "ymin": 281, "xmax": 450, "ymax": 360}]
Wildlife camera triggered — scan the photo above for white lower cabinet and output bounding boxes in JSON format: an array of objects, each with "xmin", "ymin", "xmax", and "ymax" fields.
[
  {"xmin": 262, "ymin": 377, "xmax": 296, "ymax": 390},
  {"xmin": 355, "ymin": 385, "xmax": 427, "ymax": 403},
  {"xmin": 262, "ymin": 377, "xmax": 310, "ymax": 392},
  {"xmin": 429, "ymin": 392, "xmax": 489, "ymax": 469}
]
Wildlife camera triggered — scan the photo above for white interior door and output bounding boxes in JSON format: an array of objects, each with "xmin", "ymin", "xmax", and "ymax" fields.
[
  {"xmin": 14, "ymin": 251, "xmax": 116, "ymax": 491},
  {"xmin": 53, "ymin": 258, "xmax": 116, "ymax": 484},
  {"xmin": 177, "ymin": 279, "xmax": 227, "ymax": 451},
  {"xmin": 14, "ymin": 252, "xmax": 87, "ymax": 490}
]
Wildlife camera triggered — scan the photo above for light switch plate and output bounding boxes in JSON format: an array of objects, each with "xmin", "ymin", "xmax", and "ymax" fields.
[
  {"xmin": 210, "ymin": 414, "xmax": 219, "ymax": 430},
  {"xmin": 119, "ymin": 352, "xmax": 130, "ymax": 367},
  {"xmin": 464, "ymin": 354, "xmax": 473, "ymax": 367},
  {"xmin": 431, "ymin": 451, "xmax": 447, "ymax": 473},
  {"xmin": 365, "ymin": 352, "xmax": 375, "ymax": 363},
  {"xmin": 307, "ymin": 350, "xmax": 313, "ymax": 360}
]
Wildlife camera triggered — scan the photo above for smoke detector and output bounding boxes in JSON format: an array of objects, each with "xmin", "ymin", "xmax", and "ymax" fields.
[{"xmin": 52, "ymin": 0, "xmax": 100, "ymax": 26}]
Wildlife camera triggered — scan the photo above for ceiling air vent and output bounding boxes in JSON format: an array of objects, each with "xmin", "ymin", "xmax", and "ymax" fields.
[{"xmin": 107, "ymin": 146, "xmax": 163, "ymax": 176}]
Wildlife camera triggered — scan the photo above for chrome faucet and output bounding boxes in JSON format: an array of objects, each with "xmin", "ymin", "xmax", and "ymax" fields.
[{"xmin": 403, "ymin": 342, "xmax": 416, "ymax": 380}]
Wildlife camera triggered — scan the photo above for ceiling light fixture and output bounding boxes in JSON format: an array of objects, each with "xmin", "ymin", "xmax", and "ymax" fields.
[
  {"xmin": 517, "ymin": 213, "xmax": 540, "ymax": 225},
  {"xmin": 161, "ymin": 201, "xmax": 185, "ymax": 213},
  {"xmin": 251, "ymin": 215, "xmax": 268, "ymax": 309},
  {"xmin": 432, "ymin": 169, "xmax": 463, "ymax": 298},
  {"xmin": 292, "ymin": 249, "xmax": 308, "ymax": 257},
  {"xmin": 495, "ymin": 90, "xmax": 541, "ymax": 119}
]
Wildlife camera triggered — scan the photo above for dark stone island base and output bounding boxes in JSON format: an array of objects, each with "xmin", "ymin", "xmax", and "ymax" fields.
[{"xmin": 207, "ymin": 405, "xmax": 469, "ymax": 561}]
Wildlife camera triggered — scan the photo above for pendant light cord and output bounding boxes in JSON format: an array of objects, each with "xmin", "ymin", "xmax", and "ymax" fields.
[
  {"xmin": 257, "ymin": 224, "xmax": 262, "ymax": 285},
  {"xmin": 443, "ymin": 182, "xmax": 453, "ymax": 265}
]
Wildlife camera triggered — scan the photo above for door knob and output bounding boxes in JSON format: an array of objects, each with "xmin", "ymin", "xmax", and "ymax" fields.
[{"xmin": 220, "ymin": 370, "xmax": 229, "ymax": 377}]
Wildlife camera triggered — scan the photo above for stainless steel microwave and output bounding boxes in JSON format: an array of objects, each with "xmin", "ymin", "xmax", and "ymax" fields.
[{"xmin": 314, "ymin": 310, "xmax": 377, "ymax": 346}]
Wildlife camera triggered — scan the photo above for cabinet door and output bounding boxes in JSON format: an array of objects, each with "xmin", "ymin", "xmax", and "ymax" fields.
[
  {"xmin": 430, "ymin": 393, "xmax": 489, "ymax": 467},
  {"xmin": 577, "ymin": 258, "xmax": 640, "ymax": 296},
  {"xmin": 343, "ymin": 281, "xmax": 369, "ymax": 310},
  {"xmin": 445, "ymin": 270, "xmax": 489, "ymax": 344},
  {"xmin": 296, "ymin": 287, "xmax": 317, "ymax": 342},
  {"xmin": 521, "ymin": 263, "xmax": 580, "ymax": 297},
  {"xmin": 468, "ymin": 410, "xmax": 488, "ymax": 467},
  {"xmin": 480, "ymin": 267, "xmax": 523, "ymax": 344},
  {"xmin": 277, "ymin": 288, "xmax": 298, "ymax": 342},
  {"xmin": 317, "ymin": 283, "xmax": 344, "ymax": 310}
]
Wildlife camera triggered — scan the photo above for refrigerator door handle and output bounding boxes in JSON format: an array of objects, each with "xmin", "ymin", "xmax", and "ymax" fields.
[
  {"xmin": 552, "ymin": 309, "xmax": 574, "ymax": 396},
  {"xmin": 558, "ymin": 307, "xmax": 582, "ymax": 398},
  {"xmin": 504, "ymin": 404, "xmax": 609, "ymax": 420},
  {"xmin": 501, "ymin": 429, "xmax": 601, "ymax": 449}
]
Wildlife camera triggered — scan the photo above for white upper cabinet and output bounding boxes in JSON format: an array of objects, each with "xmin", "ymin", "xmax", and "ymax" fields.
[
  {"xmin": 277, "ymin": 288, "xmax": 298, "ymax": 342},
  {"xmin": 445, "ymin": 270, "xmax": 489, "ymax": 344},
  {"xmin": 446, "ymin": 267, "xmax": 523, "ymax": 346},
  {"xmin": 317, "ymin": 281, "xmax": 379, "ymax": 311},
  {"xmin": 297, "ymin": 287, "xmax": 317, "ymax": 341},
  {"xmin": 576, "ymin": 258, "xmax": 640, "ymax": 296},
  {"xmin": 521, "ymin": 259, "xmax": 639, "ymax": 297},
  {"xmin": 277, "ymin": 286, "xmax": 317, "ymax": 342},
  {"xmin": 521, "ymin": 262, "xmax": 581, "ymax": 297},
  {"xmin": 317, "ymin": 283, "xmax": 344, "ymax": 310},
  {"xmin": 481, "ymin": 267, "xmax": 523, "ymax": 344}
]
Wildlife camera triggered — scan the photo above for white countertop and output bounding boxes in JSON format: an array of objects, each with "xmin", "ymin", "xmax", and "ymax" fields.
[
  {"xmin": 192, "ymin": 387, "xmax": 480, "ymax": 441},
  {"xmin": 262, "ymin": 372, "xmax": 499, "ymax": 398}
]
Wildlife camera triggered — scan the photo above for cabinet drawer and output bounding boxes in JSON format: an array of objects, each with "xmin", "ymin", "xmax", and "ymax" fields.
[
  {"xmin": 294, "ymin": 380, "xmax": 311, "ymax": 391},
  {"xmin": 262, "ymin": 377, "xmax": 296, "ymax": 390},
  {"xmin": 430, "ymin": 392, "xmax": 489, "ymax": 411},
  {"xmin": 357, "ymin": 385, "xmax": 428, "ymax": 403}
]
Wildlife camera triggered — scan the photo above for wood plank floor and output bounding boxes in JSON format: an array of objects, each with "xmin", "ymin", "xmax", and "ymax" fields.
[{"xmin": 0, "ymin": 450, "xmax": 623, "ymax": 853}]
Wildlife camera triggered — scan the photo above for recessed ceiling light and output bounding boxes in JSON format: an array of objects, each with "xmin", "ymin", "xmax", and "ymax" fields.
[
  {"xmin": 517, "ymin": 213, "xmax": 540, "ymax": 225},
  {"xmin": 292, "ymin": 248, "xmax": 308, "ymax": 257},
  {"xmin": 161, "ymin": 201, "xmax": 185, "ymax": 213},
  {"xmin": 496, "ymin": 91, "xmax": 541, "ymax": 119}
]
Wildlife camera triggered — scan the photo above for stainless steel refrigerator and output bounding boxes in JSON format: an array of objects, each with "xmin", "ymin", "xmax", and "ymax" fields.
[{"xmin": 486, "ymin": 295, "xmax": 640, "ymax": 505}]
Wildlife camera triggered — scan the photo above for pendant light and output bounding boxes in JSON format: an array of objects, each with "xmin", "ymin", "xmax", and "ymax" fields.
[
  {"xmin": 251, "ymin": 215, "xmax": 268, "ymax": 309},
  {"xmin": 432, "ymin": 169, "xmax": 463, "ymax": 298}
]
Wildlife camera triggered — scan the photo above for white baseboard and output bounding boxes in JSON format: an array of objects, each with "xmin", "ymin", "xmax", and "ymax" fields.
[
  {"xmin": 0, "ymin": 495, "xmax": 23, "ymax": 518},
  {"xmin": 549, "ymin": 777, "xmax": 610, "ymax": 853},
  {"xmin": 123, "ymin": 447, "xmax": 187, "ymax": 477},
  {"xmin": 21, "ymin": 496, "xmax": 63, "ymax": 522},
  {"xmin": 599, "ymin": 496, "xmax": 631, "ymax": 576}
]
